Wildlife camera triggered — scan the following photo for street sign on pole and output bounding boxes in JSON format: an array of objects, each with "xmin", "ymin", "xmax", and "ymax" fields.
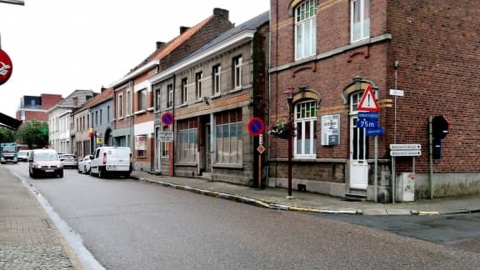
[
  {"xmin": 390, "ymin": 150, "xmax": 421, "ymax": 157},
  {"xmin": 357, "ymin": 85, "xmax": 379, "ymax": 112},
  {"xmin": 366, "ymin": 127, "xmax": 384, "ymax": 136},
  {"xmin": 158, "ymin": 131, "xmax": 174, "ymax": 142}
]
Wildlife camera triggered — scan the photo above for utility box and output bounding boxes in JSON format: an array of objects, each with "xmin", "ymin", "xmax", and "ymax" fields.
[{"xmin": 396, "ymin": 172, "xmax": 415, "ymax": 202}]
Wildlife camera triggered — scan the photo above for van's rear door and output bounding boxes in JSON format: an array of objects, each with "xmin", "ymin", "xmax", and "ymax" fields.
[{"xmin": 109, "ymin": 147, "xmax": 131, "ymax": 172}]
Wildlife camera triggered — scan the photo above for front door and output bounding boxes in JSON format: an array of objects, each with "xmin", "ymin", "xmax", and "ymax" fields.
[
  {"xmin": 205, "ymin": 123, "xmax": 211, "ymax": 172},
  {"xmin": 349, "ymin": 113, "xmax": 369, "ymax": 189}
]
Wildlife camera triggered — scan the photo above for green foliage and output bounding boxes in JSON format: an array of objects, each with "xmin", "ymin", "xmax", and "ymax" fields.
[
  {"xmin": 16, "ymin": 120, "xmax": 49, "ymax": 149},
  {"xmin": 0, "ymin": 127, "xmax": 15, "ymax": 143}
]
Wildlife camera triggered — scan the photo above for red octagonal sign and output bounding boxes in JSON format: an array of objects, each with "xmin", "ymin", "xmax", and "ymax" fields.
[{"xmin": 0, "ymin": 49, "xmax": 13, "ymax": 86}]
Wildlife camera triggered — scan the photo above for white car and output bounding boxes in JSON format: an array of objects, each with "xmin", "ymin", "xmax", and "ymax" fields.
[
  {"xmin": 78, "ymin": 155, "xmax": 92, "ymax": 174},
  {"xmin": 90, "ymin": 146, "xmax": 132, "ymax": 178}
]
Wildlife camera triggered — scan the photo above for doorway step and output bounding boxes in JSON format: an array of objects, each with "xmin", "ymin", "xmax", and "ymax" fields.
[
  {"xmin": 200, "ymin": 172, "xmax": 212, "ymax": 181},
  {"xmin": 344, "ymin": 189, "xmax": 367, "ymax": 201}
]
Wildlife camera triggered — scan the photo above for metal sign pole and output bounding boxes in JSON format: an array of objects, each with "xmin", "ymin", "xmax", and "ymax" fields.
[{"xmin": 374, "ymin": 135, "xmax": 378, "ymax": 203}]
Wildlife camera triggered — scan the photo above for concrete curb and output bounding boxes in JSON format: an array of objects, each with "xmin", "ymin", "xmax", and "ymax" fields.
[
  {"xmin": 133, "ymin": 176, "xmax": 452, "ymax": 216},
  {"xmin": 136, "ymin": 177, "xmax": 362, "ymax": 214}
]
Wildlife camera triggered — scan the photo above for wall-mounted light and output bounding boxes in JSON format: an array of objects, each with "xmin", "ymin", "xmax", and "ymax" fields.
[{"xmin": 203, "ymin": 96, "xmax": 211, "ymax": 106}]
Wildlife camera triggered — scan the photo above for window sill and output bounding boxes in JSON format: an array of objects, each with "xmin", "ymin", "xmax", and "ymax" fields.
[
  {"xmin": 213, "ymin": 163, "xmax": 243, "ymax": 169},
  {"xmin": 134, "ymin": 110, "xmax": 147, "ymax": 116},
  {"xmin": 175, "ymin": 162, "xmax": 198, "ymax": 167},
  {"xmin": 117, "ymin": 117, "xmax": 124, "ymax": 120},
  {"xmin": 147, "ymin": 107, "xmax": 154, "ymax": 112}
]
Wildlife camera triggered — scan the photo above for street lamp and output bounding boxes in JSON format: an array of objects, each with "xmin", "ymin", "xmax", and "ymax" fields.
[{"xmin": 284, "ymin": 87, "xmax": 295, "ymax": 198}]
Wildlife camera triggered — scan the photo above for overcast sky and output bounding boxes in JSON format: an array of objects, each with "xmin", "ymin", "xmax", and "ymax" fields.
[{"xmin": 0, "ymin": 0, "xmax": 270, "ymax": 118}]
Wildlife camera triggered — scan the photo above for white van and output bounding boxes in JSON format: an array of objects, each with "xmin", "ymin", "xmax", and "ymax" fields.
[{"xmin": 90, "ymin": 146, "xmax": 132, "ymax": 178}]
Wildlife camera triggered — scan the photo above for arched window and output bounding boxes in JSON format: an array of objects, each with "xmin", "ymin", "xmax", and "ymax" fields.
[
  {"xmin": 294, "ymin": 100, "xmax": 317, "ymax": 157},
  {"xmin": 294, "ymin": 0, "xmax": 319, "ymax": 60}
]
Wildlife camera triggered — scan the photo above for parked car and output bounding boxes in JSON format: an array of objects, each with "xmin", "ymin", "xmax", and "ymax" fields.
[
  {"xmin": 28, "ymin": 149, "xmax": 63, "ymax": 178},
  {"xmin": 78, "ymin": 155, "xmax": 92, "ymax": 174},
  {"xmin": 59, "ymin": 154, "xmax": 78, "ymax": 169},
  {"xmin": 90, "ymin": 146, "xmax": 132, "ymax": 178},
  {"xmin": 17, "ymin": 150, "xmax": 32, "ymax": 162}
]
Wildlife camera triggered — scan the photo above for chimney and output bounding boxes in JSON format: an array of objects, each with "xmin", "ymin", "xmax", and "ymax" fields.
[
  {"xmin": 101, "ymin": 86, "xmax": 106, "ymax": 93},
  {"xmin": 213, "ymin": 8, "xmax": 229, "ymax": 19},
  {"xmin": 180, "ymin": 26, "xmax": 190, "ymax": 35},
  {"xmin": 156, "ymin": 41, "xmax": 165, "ymax": 49}
]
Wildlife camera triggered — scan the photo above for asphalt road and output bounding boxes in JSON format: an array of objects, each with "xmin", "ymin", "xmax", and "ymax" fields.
[{"xmin": 8, "ymin": 163, "xmax": 480, "ymax": 270}]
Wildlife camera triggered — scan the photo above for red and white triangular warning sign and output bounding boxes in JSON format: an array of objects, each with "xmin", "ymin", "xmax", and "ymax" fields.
[{"xmin": 357, "ymin": 85, "xmax": 379, "ymax": 112}]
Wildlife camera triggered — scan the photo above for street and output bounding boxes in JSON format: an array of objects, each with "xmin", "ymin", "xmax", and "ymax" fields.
[{"xmin": 5, "ymin": 163, "xmax": 480, "ymax": 270}]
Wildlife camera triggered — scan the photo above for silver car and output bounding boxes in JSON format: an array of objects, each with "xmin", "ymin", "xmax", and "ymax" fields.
[
  {"xmin": 60, "ymin": 154, "xmax": 78, "ymax": 169},
  {"xmin": 78, "ymin": 155, "xmax": 92, "ymax": 174}
]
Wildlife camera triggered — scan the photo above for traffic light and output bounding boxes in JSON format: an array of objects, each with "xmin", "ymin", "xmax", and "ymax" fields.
[{"xmin": 432, "ymin": 115, "xmax": 449, "ymax": 139}]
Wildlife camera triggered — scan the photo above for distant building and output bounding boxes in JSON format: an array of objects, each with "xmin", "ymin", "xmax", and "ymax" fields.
[{"xmin": 16, "ymin": 94, "xmax": 63, "ymax": 122}]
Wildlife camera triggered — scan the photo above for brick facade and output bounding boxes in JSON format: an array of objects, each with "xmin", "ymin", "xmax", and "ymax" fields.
[{"xmin": 269, "ymin": 0, "xmax": 480, "ymax": 200}]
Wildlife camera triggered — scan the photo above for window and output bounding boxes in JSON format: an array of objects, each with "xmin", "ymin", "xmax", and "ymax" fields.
[
  {"xmin": 126, "ymin": 90, "xmax": 131, "ymax": 115},
  {"xmin": 167, "ymin": 84, "xmax": 173, "ymax": 108},
  {"xmin": 135, "ymin": 135, "xmax": 147, "ymax": 158},
  {"xmin": 215, "ymin": 110, "xmax": 242, "ymax": 165},
  {"xmin": 117, "ymin": 94, "xmax": 123, "ymax": 118},
  {"xmin": 107, "ymin": 106, "xmax": 110, "ymax": 122},
  {"xmin": 161, "ymin": 127, "xmax": 170, "ymax": 158},
  {"xmin": 178, "ymin": 119, "xmax": 198, "ymax": 163},
  {"xmin": 95, "ymin": 111, "xmax": 98, "ymax": 126},
  {"xmin": 294, "ymin": 101, "xmax": 317, "ymax": 157},
  {"xmin": 155, "ymin": 87, "xmax": 161, "ymax": 111},
  {"xmin": 212, "ymin": 64, "xmax": 221, "ymax": 94},
  {"xmin": 351, "ymin": 0, "xmax": 370, "ymax": 42},
  {"xmin": 181, "ymin": 78, "xmax": 188, "ymax": 104},
  {"xmin": 138, "ymin": 89, "xmax": 147, "ymax": 111},
  {"xmin": 195, "ymin": 71, "xmax": 203, "ymax": 99},
  {"xmin": 233, "ymin": 56, "xmax": 242, "ymax": 89},
  {"xmin": 100, "ymin": 109, "xmax": 103, "ymax": 125},
  {"xmin": 295, "ymin": 0, "xmax": 318, "ymax": 60}
]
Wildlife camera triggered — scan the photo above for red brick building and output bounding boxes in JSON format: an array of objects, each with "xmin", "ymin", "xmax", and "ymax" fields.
[
  {"xmin": 268, "ymin": 0, "xmax": 480, "ymax": 201},
  {"xmin": 16, "ymin": 94, "xmax": 63, "ymax": 122}
]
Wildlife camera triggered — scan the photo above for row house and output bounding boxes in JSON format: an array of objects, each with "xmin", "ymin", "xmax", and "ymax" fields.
[
  {"xmin": 268, "ymin": 0, "xmax": 480, "ymax": 200},
  {"xmin": 111, "ymin": 8, "xmax": 233, "ymax": 172},
  {"xmin": 149, "ymin": 11, "xmax": 270, "ymax": 185},
  {"xmin": 16, "ymin": 94, "xmax": 63, "ymax": 122},
  {"xmin": 71, "ymin": 87, "xmax": 113, "ymax": 159},
  {"xmin": 47, "ymin": 90, "xmax": 96, "ymax": 153}
]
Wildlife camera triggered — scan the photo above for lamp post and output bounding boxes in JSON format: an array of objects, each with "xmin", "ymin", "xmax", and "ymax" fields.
[{"xmin": 284, "ymin": 87, "xmax": 295, "ymax": 198}]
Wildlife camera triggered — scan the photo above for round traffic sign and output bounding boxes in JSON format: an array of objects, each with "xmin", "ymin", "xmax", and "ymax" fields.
[
  {"xmin": 247, "ymin": 117, "xmax": 264, "ymax": 136},
  {"xmin": 0, "ymin": 49, "xmax": 13, "ymax": 86},
  {"xmin": 161, "ymin": 112, "xmax": 174, "ymax": 126}
]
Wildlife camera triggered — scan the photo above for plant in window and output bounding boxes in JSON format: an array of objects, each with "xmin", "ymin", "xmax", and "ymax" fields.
[{"xmin": 268, "ymin": 120, "xmax": 291, "ymax": 139}]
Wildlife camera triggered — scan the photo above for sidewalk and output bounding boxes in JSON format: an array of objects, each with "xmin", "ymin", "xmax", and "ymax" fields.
[
  {"xmin": 0, "ymin": 167, "xmax": 80, "ymax": 270},
  {"xmin": 130, "ymin": 170, "xmax": 480, "ymax": 216}
]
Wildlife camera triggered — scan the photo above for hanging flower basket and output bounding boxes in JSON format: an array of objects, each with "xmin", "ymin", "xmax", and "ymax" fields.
[{"xmin": 268, "ymin": 120, "xmax": 290, "ymax": 139}]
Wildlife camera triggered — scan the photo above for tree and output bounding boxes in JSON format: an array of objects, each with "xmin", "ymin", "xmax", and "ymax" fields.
[
  {"xmin": 0, "ymin": 127, "xmax": 15, "ymax": 143},
  {"xmin": 16, "ymin": 120, "xmax": 49, "ymax": 149}
]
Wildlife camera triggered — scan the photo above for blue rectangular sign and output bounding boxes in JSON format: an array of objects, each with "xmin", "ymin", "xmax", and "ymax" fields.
[
  {"xmin": 358, "ymin": 112, "xmax": 378, "ymax": 120},
  {"xmin": 366, "ymin": 127, "xmax": 384, "ymax": 136},
  {"xmin": 357, "ymin": 119, "xmax": 378, "ymax": 128}
]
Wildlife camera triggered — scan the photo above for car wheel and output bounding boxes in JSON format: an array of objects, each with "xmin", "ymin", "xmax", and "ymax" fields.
[{"xmin": 89, "ymin": 168, "xmax": 94, "ymax": 177}]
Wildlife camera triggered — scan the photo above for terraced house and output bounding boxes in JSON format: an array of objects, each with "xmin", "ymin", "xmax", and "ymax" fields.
[
  {"xmin": 268, "ymin": 0, "xmax": 480, "ymax": 201},
  {"xmin": 149, "ymin": 11, "xmax": 269, "ymax": 184},
  {"xmin": 111, "ymin": 8, "xmax": 233, "ymax": 172}
]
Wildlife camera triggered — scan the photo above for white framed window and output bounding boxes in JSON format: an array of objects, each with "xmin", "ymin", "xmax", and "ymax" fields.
[
  {"xmin": 178, "ymin": 119, "xmax": 198, "ymax": 163},
  {"xmin": 351, "ymin": 0, "xmax": 370, "ymax": 42},
  {"xmin": 233, "ymin": 56, "xmax": 242, "ymax": 89},
  {"xmin": 294, "ymin": 100, "xmax": 317, "ymax": 158},
  {"xmin": 295, "ymin": 0, "xmax": 318, "ymax": 60},
  {"xmin": 138, "ymin": 89, "xmax": 147, "ymax": 111},
  {"xmin": 135, "ymin": 135, "xmax": 147, "ymax": 158},
  {"xmin": 126, "ymin": 90, "xmax": 132, "ymax": 115},
  {"xmin": 181, "ymin": 78, "xmax": 188, "ymax": 104},
  {"xmin": 195, "ymin": 71, "xmax": 203, "ymax": 100},
  {"xmin": 212, "ymin": 64, "xmax": 221, "ymax": 94},
  {"xmin": 215, "ymin": 110, "xmax": 242, "ymax": 165},
  {"xmin": 167, "ymin": 84, "xmax": 173, "ymax": 108},
  {"xmin": 155, "ymin": 87, "xmax": 161, "ymax": 111},
  {"xmin": 117, "ymin": 94, "xmax": 123, "ymax": 118}
]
